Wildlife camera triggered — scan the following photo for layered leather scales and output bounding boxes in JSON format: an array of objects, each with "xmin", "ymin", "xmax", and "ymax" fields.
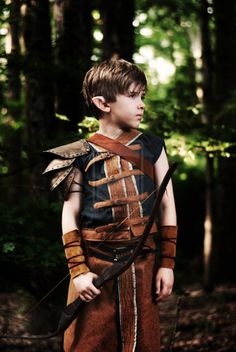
[{"xmin": 42, "ymin": 139, "xmax": 90, "ymax": 199}]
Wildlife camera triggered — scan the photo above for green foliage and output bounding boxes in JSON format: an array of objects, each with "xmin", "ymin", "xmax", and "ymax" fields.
[
  {"xmin": 2, "ymin": 241, "xmax": 15, "ymax": 253},
  {"xmin": 0, "ymin": 197, "xmax": 65, "ymax": 276},
  {"xmin": 0, "ymin": 0, "xmax": 235, "ymax": 292},
  {"xmin": 133, "ymin": 0, "xmax": 236, "ymax": 163},
  {"xmin": 78, "ymin": 115, "xmax": 99, "ymax": 133}
]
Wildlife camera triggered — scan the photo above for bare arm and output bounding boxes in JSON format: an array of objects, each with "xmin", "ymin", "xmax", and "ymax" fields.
[
  {"xmin": 154, "ymin": 146, "xmax": 178, "ymax": 301},
  {"xmin": 61, "ymin": 167, "xmax": 101, "ymax": 302},
  {"xmin": 154, "ymin": 147, "xmax": 177, "ymax": 226},
  {"xmin": 61, "ymin": 167, "xmax": 84, "ymax": 234}
]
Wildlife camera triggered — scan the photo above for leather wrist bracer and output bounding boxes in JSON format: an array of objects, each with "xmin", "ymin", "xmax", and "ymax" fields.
[
  {"xmin": 159, "ymin": 225, "xmax": 178, "ymax": 270},
  {"xmin": 62, "ymin": 228, "xmax": 90, "ymax": 279}
]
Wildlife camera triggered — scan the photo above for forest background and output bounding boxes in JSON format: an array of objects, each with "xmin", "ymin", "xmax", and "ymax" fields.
[{"xmin": 0, "ymin": 0, "xmax": 235, "ymax": 350}]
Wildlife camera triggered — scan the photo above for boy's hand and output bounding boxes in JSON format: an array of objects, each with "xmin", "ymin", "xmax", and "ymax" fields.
[
  {"xmin": 73, "ymin": 272, "xmax": 102, "ymax": 302},
  {"xmin": 155, "ymin": 267, "xmax": 174, "ymax": 302}
]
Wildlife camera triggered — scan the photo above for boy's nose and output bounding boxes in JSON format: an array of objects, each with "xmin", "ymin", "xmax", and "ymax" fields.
[{"xmin": 138, "ymin": 100, "xmax": 145, "ymax": 109}]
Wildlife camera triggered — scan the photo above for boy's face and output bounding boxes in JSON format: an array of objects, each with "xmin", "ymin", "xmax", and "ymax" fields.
[{"xmin": 105, "ymin": 82, "xmax": 146, "ymax": 129}]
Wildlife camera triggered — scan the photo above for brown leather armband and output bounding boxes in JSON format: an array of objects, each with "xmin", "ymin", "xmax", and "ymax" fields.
[
  {"xmin": 159, "ymin": 225, "xmax": 178, "ymax": 270},
  {"xmin": 62, "ymin": 228, "xmax": 90, "ymax": 279}
]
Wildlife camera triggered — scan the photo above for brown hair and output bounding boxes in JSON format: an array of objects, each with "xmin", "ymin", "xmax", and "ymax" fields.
[{"xmin": 81, "ymin": 58, "xmax": 148, "ymax": 119}]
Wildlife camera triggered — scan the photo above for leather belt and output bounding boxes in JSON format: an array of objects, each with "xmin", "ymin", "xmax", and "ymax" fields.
[
  {"xmin": 84, "ymin": 241, "xmax": 158, "ymax": 263},
  {"xmin": 80, "ymin": 221, "xmax": 158, "ymax": 242}
]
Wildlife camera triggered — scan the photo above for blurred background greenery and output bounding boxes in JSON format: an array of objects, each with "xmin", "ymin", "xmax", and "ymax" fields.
[{"xmin": 0, "ymin": 0, "xmax": 235, "ymax": 323}]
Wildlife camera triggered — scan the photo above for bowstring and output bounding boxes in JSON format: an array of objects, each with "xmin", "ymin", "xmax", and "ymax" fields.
[
  {"xmin": 7, "ymin": 184, "xmax": 161, "ymax": 323},
  {"xmin": 83, "ymin": 183, "xmax": 161, "ymax": 250},
  {"xmin": 2, "ymin": 274, "xmax": 71, "ymax": 325}
]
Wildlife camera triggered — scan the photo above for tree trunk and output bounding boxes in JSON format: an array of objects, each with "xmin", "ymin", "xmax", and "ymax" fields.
[
  {"xmin": 54, "ymin": 0, "xmax": 93, "ymax": 132},
  {"xmin": 213, "ymin": 0, "xmax": 236, "ymax": 277},
  {"xmin": 22, "ymin": 0, "xmax": 55, "ymax": 198},
  {"xmin": 5, "ymin": 0, "xmax": 22, "ymax": 203},
  {"xmin": 100, "ymin": 0, "xmax": 135, "ymax": 61},
  {"xmin": 199, "ymin": 0, "xmax": 216, "ymax": 290}
]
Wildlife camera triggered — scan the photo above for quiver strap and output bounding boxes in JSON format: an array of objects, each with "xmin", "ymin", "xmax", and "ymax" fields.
[
  {"xmin": 159, "ymin": 225, "xmax": 178, "ymax": 269},
  {"xmin": 87, "ymin": 132, "xmax": 154, "ymax": 180},
  {"xmin": 62, "ymin": 229, "xmax": 90, "ymax": 279}
]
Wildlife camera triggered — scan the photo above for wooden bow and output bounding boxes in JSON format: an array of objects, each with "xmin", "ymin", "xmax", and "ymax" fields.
[{"xmin": 0, "ymin": 162, "xmax": 179, "ymax": 340}]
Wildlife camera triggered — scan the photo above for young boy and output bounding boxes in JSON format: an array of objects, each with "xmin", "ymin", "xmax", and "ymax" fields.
[{"xmin": 43, "ymin": 58, "xmax": 177, "ymax": 351}]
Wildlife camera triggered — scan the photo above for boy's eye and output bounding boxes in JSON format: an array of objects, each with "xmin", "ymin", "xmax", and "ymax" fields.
[{"xmin": 128, "ymin": 92, "xmax": 146, "ymax": 99}]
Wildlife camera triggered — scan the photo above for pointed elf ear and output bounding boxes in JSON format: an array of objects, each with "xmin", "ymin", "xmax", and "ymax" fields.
[{"xmin": 91, "ymin": 96, "xmax": 110, "ymax": 113}]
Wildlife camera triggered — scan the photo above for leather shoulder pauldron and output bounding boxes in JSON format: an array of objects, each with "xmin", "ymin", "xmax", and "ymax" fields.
[{"xmin": 42, "ymin": 139, "xmax": 90, "ymax": 199}]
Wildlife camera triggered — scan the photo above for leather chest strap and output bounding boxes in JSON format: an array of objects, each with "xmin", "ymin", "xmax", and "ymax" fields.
[{"xmin": 87, "ymin": 132, "xmax": 154, "ymax": 181}]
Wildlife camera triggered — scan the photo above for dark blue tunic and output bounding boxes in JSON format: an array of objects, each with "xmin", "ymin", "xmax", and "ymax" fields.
[{"xmin": 74, "ymin": 131, "xmax": 165, "ymax": 229}]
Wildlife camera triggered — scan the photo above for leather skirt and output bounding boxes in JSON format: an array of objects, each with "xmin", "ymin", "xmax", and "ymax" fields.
[{"xmin": 63, "ymin": 233, "xmax": 161, "ymax": 352}]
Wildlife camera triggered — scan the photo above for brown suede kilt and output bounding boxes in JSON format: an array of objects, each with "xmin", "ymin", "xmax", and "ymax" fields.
[{"xmin": 63, "ymin": 234, "xmax": 161, "ymax": 352}]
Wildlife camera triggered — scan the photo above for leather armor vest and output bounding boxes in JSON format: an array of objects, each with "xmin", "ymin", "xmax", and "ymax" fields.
[{"xmin": 42, "ymin": 129, "xmax": 165, "ymax": 241}]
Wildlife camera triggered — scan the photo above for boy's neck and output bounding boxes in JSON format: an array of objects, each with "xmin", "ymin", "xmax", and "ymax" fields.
[{"xmin": 97, "ymin": 121, "xmax": 131, "ymax": 140}]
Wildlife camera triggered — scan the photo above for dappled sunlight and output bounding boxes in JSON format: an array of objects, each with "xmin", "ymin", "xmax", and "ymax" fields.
[
  {"xmin": 134, "ymin": 46, "xmax": 176, "ymax": 84},
  {"xmin": 0, "ymin": 1, "xmax": 235, "ymax": 350},
  {"xmin": 93, "ymin": 29, "xmax": 103, "ymax": 42}
]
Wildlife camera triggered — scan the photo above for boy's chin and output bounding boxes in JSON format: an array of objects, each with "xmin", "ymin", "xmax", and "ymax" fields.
[
  {"xmin": 117, "ymin": 119, "xmax": 141, "ymax": 130},
  {"xmin": 125, "ymin": 120, "xmax": 141, "ymax": 128},
  {"xmin": 129, "ymin": 121, "xmax": 141, "ymax": 128}
]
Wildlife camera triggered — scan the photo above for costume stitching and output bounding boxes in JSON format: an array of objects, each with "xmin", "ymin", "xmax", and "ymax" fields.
[
  {"xmin": 131, "ymin": 261, "xmax": 138, "ymax": 352},
  {"xmin": 118, "ymin": 155, "xmax": 130, "ymax": 222},
  {"xmin": 117, "ymin": 275, "xmax": 125, "ymax": 351},
  {"xmin": 128, "ymin": 160, "xmax": 143, "ymax": 218}
]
